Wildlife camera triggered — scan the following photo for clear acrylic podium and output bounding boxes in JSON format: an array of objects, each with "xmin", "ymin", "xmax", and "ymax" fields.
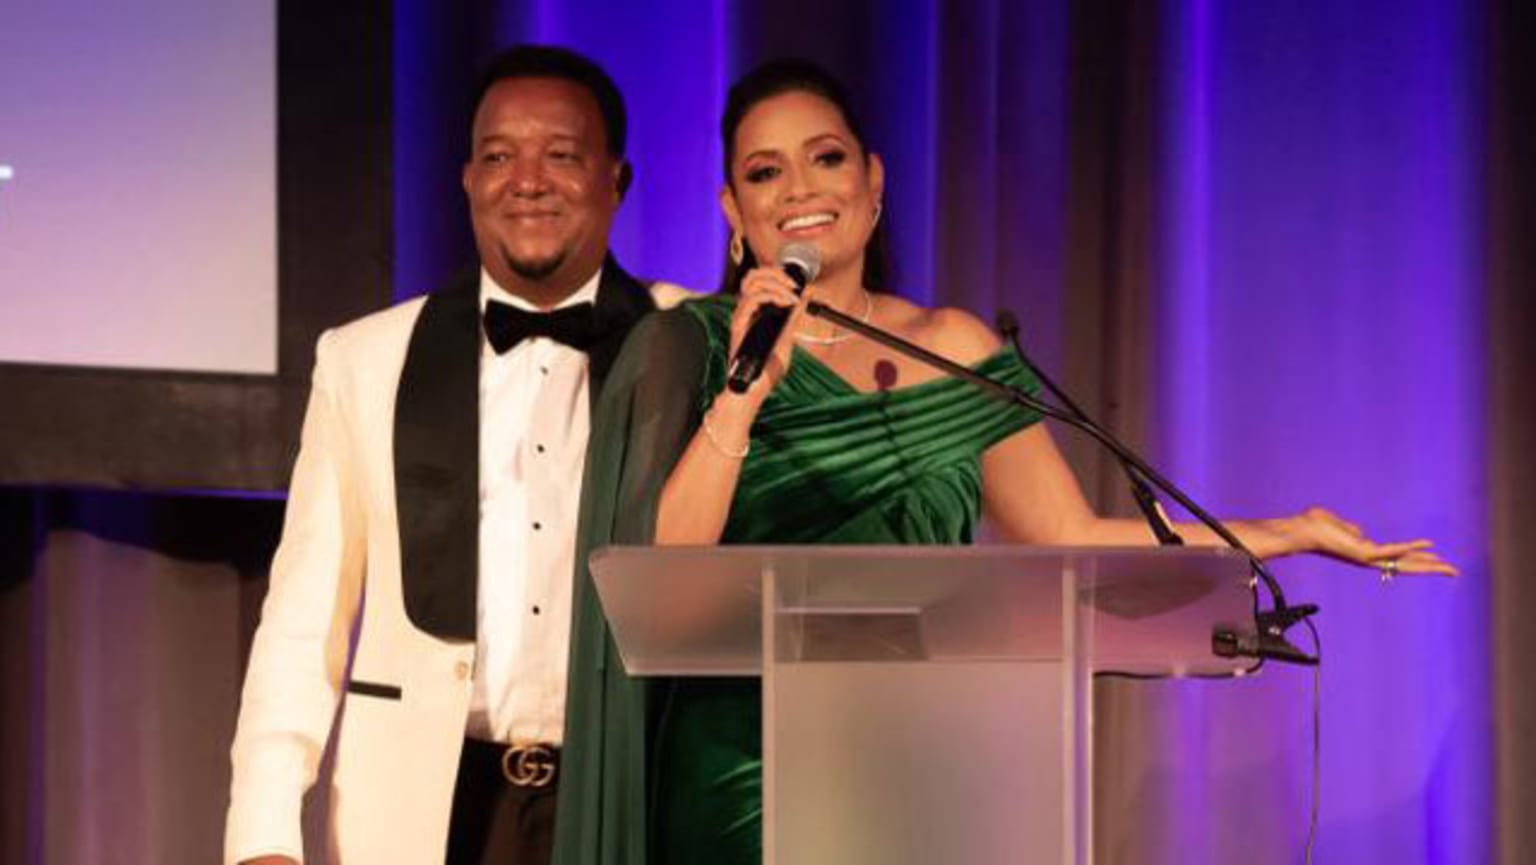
[{"xmin": 589, "ymin": 545, "xmax": 1254, "ymax": 865}]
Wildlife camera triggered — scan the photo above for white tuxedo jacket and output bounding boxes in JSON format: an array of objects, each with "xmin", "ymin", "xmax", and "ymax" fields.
[{"xmin": 226, "ymin": 262, "xmax": 688, "ymax": 864}]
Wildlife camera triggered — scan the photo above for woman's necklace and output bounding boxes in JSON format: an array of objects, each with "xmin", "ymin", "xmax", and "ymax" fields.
[{"xmin": 794, "ymin": 290, "xmax": 874, "ymax": 346}]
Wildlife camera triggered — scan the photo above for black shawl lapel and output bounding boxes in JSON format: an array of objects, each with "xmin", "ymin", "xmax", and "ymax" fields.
[
  {"xmin": 395, "ymin": 269, "xmax": 480, "ymax": 641},
  {"xmin": 587, "ymin": 255, "xmax": 657, "ymax": 413},
  {"xmin": 393, "ymin": 258, "xmax": 656, "ymax": 641}
]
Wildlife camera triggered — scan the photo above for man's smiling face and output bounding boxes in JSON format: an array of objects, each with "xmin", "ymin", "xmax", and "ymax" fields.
[{"xmin": 462, "ymin": 76, "xmax": 624, "ymax": 304}]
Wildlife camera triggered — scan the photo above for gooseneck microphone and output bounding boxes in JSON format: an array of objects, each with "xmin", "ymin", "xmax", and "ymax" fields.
[
  {"xmin": 797, "ymin": 297, "xmax": 1320, "ymax": 666},
  {"xmin": 994, "ymin": 311, "xmax": 1185, "ymax": 547},
  {"xmin": 725, "ymin": 243, "xmax": 823, "ymax": 393},
  {"xmin": 990, "ymin": 312, "xmax": 1317, "ymax": 662}
]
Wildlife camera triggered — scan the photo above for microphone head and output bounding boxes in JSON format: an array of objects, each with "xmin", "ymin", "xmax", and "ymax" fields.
[{"xmin": 777, "ymin": 242, "xmax": 822, "ymax": 285}]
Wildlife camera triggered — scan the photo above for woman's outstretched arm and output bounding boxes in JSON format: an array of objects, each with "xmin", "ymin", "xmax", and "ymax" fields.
[
  {"xmin": 979, "ymin": 423, "xmax": 1456, "ymax": 574},
  {"xmin": 923, "ymin": 307, "xmax": 1459, "ymax": 574}
]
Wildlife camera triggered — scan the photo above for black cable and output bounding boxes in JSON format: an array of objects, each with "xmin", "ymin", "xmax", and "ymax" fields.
[{"xmin": 1302, "ymin": 616, "xmax": 1323, "ymax": 864}]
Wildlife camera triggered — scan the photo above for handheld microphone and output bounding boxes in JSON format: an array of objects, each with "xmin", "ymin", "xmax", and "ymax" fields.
[{"xmin": 726, "ymin": 243, "xmax": 822, "ymax": 393}]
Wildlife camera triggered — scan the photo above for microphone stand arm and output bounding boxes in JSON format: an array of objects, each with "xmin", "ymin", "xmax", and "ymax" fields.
[{"xmin": 804, "ymin": 299, "xmax": 1319, "ymax": 666}]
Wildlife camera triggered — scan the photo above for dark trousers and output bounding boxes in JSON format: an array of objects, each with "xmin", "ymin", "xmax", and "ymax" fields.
[{"xmin": 446, "ymin": 739, "xmax": 559, "ymax": 865}]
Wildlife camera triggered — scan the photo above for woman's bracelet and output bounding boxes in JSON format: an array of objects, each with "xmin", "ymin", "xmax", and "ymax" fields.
[{"xmin": 700, "ymin": 407, "xmax": 750, "ymax": 459}]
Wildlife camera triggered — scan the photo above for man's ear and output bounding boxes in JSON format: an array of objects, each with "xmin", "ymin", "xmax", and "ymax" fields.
[{"xmin": 615, "ymin": 159, "xmax": 633, "ymax": 200}]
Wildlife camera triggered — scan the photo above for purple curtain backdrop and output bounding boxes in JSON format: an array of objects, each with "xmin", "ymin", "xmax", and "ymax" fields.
[
  {"xmin": 1150, "ymin": 1, "xmax": 1489, "ymax": 861},
  {"xmin": 388, "ymin": 1, "xmax": 1493, "ymax": 861},
  {"xmin": 2, "ymin": 0, "xmax": 1522, "ymax": 863}
]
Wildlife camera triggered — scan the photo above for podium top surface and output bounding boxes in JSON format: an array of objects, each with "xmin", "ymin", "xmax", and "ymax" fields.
[{"xmin": 590, "ymin": 545, "xmax": 1256, "ymax": 678}]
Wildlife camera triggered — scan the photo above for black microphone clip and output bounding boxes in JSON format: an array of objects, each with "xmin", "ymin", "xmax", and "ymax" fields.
[{"xmin": 1212, "ymin": 603, "xmax": 1321, "ymax": 666}]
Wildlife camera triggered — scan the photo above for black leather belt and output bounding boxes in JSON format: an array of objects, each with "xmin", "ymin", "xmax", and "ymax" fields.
[{"xmin": 463, "ymin": 739, "xmax": 561, "ymax": 789}]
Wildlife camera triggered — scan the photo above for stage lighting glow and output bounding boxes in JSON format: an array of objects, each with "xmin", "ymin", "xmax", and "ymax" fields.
[{"xmin": 0, "ymin": 0, "xmax": 277, "ymax": 375}]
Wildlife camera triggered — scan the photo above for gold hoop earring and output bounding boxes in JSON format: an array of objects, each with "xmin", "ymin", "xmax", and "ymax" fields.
[{"xmin": 729, "ymin": 232, "xmax": 745, "ymax": 265}]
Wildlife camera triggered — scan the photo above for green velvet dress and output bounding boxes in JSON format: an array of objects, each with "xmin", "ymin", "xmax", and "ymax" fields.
[{"xmin": 551, "ymin": 295, "xmax": 1040, "ymax": 865}]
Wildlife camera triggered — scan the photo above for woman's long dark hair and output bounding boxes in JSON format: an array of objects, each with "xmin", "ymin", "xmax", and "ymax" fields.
[{"xmin": 718, "ymin": 59, "xmax": 893, "ymax": 294}]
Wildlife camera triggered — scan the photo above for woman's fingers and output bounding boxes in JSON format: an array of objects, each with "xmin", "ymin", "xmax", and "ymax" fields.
[
  {"xmin": 1349, "ymin": 539, "xmax": 1459, "ymax": 576},
  {"xmin": 729, "ymin": 292, "xmax": 797, "ymax": 352},
  {"xmin": 1298, "ymin": 508, "xmax": 1459, "ymax": 576},
  {"xmin": 740, "ymin": 268, "xmax": 801, "ymax": 310},
  {"xmin": 1366, "ymin": 539, "xmax": 1434, "ymax": 558},
  {"xmin": 1372, "ymin": 545, "xmax": 1459, "ymax": 576},
  {"xmin": 724, "ymin": 266, "xmax": 814, "ymax": 399},
  {"xmin": 729, "ymin": 267, "xmax": 803, "ymax": 352},
  {"xmin": 1395, "ymin": 554, "xmax": 1459, "ymax": 576}
]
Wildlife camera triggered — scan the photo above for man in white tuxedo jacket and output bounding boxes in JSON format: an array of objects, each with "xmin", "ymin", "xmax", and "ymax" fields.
[{"xmin": 225, "ymin": 45, "xmax": 689, "ymax": 865}]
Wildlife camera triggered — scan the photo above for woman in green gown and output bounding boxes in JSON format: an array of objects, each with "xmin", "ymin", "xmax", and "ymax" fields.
[{"xmin": 552, "ymin": 60, "xmax": 1456, "ymax": 865}]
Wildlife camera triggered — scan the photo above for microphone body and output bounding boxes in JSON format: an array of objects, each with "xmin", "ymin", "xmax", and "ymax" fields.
[{"xmin": 726, "ymin": 244, "xmax": 821, "ymax": 393}]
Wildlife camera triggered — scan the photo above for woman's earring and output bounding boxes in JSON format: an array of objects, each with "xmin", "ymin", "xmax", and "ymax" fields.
[
  {"xmin": 872, "ymin": 201, "xmax": 883, "ymax": 228},
  {"xmin": 729, "ymin": 232, "xmax": 745, "ymax": 265}
]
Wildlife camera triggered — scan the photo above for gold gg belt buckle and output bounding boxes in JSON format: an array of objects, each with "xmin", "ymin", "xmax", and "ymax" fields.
[{"xmin": 501, "ymin": 743, "xmax": 557, "ymax": 788}]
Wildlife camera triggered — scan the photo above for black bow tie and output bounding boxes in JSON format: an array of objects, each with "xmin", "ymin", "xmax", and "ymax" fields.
[{"xmin": 483, "ymin": 300, "xmax": 600, "ymax": 354}]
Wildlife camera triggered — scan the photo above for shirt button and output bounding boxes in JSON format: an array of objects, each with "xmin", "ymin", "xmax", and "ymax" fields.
[
  {"xmin": 536, "ymin": 444, "xmax": 546, "ymax": 454},
  {"xmin": 532, "ymin": 605, "xmax": 542, "ymax": 615},
  {"xmin": 540, "ymin": 366, "xmax": 549, "ymax": 375},
  {"xmin": 532, "ymin": 521, "xmax": 542, "ymax": 531},
  {"xmin": 454, "ymin": 661, "xmax": 470, "ymax": 681}
]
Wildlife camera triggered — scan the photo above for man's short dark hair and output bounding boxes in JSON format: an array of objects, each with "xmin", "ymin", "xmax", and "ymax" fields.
[{"xmin": 470, "ymin": 45, "xmax": 627, "ymax": 157}]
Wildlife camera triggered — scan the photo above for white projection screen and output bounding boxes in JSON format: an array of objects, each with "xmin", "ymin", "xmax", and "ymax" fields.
[{"xmin": 0, "ymin": 0, "xmax": 276, "ymax": 374}]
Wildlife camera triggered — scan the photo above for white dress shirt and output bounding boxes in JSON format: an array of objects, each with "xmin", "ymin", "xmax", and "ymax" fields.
[{"xmin": 466, "ymin": 267, "xmax": 599, "ymax": 745}]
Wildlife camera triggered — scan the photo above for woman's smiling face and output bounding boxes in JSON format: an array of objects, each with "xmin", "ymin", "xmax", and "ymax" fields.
[{"xmin": 721, "ymin": 89, "xmax": 884, "ymax": 281}]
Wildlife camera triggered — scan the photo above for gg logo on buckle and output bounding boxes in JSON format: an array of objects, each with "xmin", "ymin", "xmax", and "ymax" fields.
[{"xmin": 502, "ymin": 744, "xmax": 556, "ymax": 787}]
